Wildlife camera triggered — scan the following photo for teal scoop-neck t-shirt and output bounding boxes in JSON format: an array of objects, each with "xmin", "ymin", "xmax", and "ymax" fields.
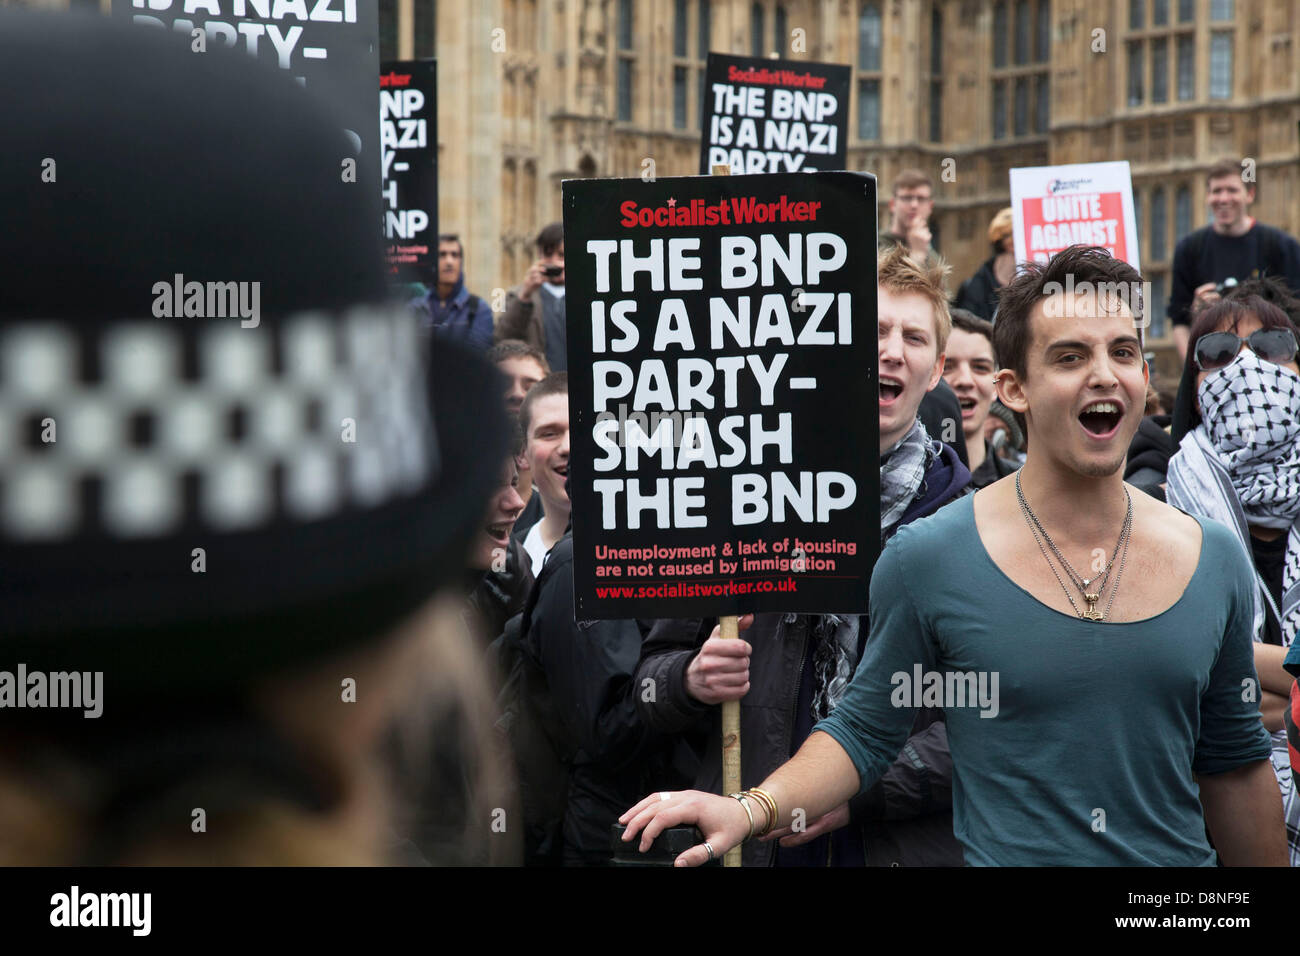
[{"xmin": 814, "ymin": 493, "xmax": 1273, "ymax": 866}]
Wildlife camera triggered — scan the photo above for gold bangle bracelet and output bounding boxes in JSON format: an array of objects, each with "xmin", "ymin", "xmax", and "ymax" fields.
[
  {"xmin": 756, "ymin": 791, "xmax": 777, "ymax": 835},
  {"xmin": 741, "ymin": 790, "xmax": 768, "ymax": 835},
  {"xmin": 743, "ymin": 790, "xmax": 759, "ymax": 837},
  {"xmin": 759, "ymin": 790, "xmax": 774, "ymax": 837},
  {"xmin": 729, "ymin": 792, "xmax": 756, "ymax": 841},
  {"xmin": 748, "ymin": 788, "xmax": 778, "ymax": 836},
  {"xmin": 748, "ymin": 785, "xmax": 774, "ymax": 816}
]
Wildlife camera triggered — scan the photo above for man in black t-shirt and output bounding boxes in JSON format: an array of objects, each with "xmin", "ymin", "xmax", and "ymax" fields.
[{"xmin": 1168, "ymin": 159, "xmax": 1300, "ymax": 359}]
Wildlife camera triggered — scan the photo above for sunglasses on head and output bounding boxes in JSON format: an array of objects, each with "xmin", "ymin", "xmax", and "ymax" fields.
[{"xmin": 1193, "ymin": 328, "xmax": 1299, "ymax": 372}]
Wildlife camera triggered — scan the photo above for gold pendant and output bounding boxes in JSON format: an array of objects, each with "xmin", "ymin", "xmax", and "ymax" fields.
[{"xmin": 1083, "ymin": 593, "xmax": 1103, "ymax": 622}]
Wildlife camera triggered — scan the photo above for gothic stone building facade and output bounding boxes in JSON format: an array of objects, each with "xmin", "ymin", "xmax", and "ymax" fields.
[
  {"xmin": 26, "ymin": 0, "xmax": 1297, "ymax": 374},
  {"xmin": 423, "ymin": 0, "xmax": 1298, "ymax": 378}
]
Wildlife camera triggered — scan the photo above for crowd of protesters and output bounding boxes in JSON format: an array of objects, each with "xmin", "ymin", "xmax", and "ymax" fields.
[
  {"xmin": 445, "ymin": 162, "xmax": 1300, "ymax": 867},
  {"xmin": 4, "ymin": 8, "xmax": 1298, "ymax": 870},
  {"xmin": 10, "ymin": 7, "xmax": 1300, "ymax": 879}
]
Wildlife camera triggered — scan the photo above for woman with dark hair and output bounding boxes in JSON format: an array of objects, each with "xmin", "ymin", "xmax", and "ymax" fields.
[{"xmin": 1166, "ymin": 294, "xmax": 1300, "ymax": 865}]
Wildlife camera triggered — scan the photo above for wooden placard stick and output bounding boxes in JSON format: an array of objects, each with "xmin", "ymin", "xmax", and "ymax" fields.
[
  {"xmin": 711, "ymin": 162, "xmax": 744, "ymax": 868},
  {"xmin": 718, "ymin": 613, "xmax": 742, "ymax": 867}
]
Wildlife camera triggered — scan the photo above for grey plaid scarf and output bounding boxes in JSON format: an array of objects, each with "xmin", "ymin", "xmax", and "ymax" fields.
[
  {"xmin": 807, "ymin": 419, "xmax": 935, "ymax": 721},
  {"xmin": 879, "ymin": 418, "xmax": 936, "ymax": 541},
  {"xmin": 809, "ymin": 613, "xmax": 861, "ymax": 722}
]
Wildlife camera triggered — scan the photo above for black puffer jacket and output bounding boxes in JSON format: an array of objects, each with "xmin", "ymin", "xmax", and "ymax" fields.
[
  {"xmin": 517, "ymin": 536, "xmax": 697, "ymax": 865},
  {"xmin": 954, "ymin": 257, "xmax": 1003, "ymax": 322},
  {"xmin": 1124, "ymin": 414, "xmax": 1173, "ymax": 501},
  {"xmin": 969, "ymin": 440, "xmax": 1018, "ymax": 489}
]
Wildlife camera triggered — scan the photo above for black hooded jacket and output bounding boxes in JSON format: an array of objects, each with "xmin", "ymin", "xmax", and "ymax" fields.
[
  {"xmin": 1124, "ymin": 414, "xmax": 1173, "ymax": 501},
  {"xmin": 512, "ymin": 535, "xmax": 698, "ymax": 865},
  {"xmin": 464, "ymin": 535, "xmax": 535, "ymax": 645},
  {"xmin": 1123, "ymin": 345, "xmax": 1201, "ymax": 500},
  {"xmin": 1171, "ymin": 359, "xmax": 1201, "ymax": 446},
  {"xmin": 954, "ymin": 256, "xmax": 1003, "ymax": 322},
  {"xmin": 919, "ymin": 379, "xmax": 969, "ymax": 467}
]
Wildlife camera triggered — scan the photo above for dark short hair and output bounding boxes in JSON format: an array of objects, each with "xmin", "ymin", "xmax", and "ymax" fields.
[
  {"xmin": 487, "ymin": 339, "xmax": 550, "ymax": 373},
  {"xmin": 949, "ymin": 308, "xmax": 994, "ymax": 349},
  {"xmin": 992, "ymin": 245, "xmax": 1145, "ymax": 382},
  {"xmin": 1205, "ymin": 158, "xmax": 1253, "ymax": 192},
  {"xmin": 992, "ymin": 246, "xmax": 1145, "ymax": 434},
  {"xmin": 536, "ymin": 222, "xmax": 564, "ymax": 256},
  {"xmin": 519, "ymin": 371, "xmax": 568, "ymax": 441},
  {"xmin": 437, "ymin": 233, "xmax": 463, "ymax": 255},
  {"xmin": 1225, "ymin": 275, "xmax": 1300, "ymax": 327}
]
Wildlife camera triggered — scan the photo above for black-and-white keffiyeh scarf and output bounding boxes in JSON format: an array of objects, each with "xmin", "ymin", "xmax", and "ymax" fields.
[
  {"xmin": 879, "ymin": 418, "xmax": 937, "ymax": 541},
  {"xmin": 1166, "ymin": 346, "xmax": 1300, "ymax": 865},
  {"xmin": 1204, "ymin": 347, "xmax": 1300, "ymax": 528}
]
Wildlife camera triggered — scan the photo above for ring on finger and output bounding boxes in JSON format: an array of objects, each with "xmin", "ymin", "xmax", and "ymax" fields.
[
  {"xmin": 703, "ymin": 842, "xmax": 715, "ymax": 862},
  {"xmin": 660, "ymin": 792, "xmax": 671, "ymax": 802}
]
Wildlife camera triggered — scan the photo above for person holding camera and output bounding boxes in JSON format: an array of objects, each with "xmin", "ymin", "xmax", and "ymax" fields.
[
  {"xmin": 1167, "ymin": 159, "xmax": 1300, "ymax": 361},
  {"xmin": 496, "ymin": 222, "xmax": 569, "ymax": 371}
]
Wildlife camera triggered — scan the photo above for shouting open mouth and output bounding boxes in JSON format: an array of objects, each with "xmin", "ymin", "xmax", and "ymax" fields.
[
  {"xmin": 1078, "ymin": 399, "xmax": 1123, "ymax": 440},
  {"xmin": 879, "ymin": 375, "xmax": 904, "ymax": 407}
]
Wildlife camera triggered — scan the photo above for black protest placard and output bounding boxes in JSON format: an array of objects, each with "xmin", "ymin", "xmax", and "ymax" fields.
[
  {"xmin": 698, "ymin": 53, "xmax": 850, "ymax": 176},
  {"xmin": 115, "ymin": 1, "xmax": 380, "ymax": 225},
  {"xmin": 380, "ymin": 60, "xmax": 437, "ymax": 282},
  {"xmin": 563, "ymin": 172, "xmax": 880, "ymax": 621}
]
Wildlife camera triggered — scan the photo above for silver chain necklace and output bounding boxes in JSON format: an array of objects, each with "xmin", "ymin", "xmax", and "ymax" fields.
[
  {"xmin": 1018, "ymin": 474, "xmax": 1131, "ymax": 596},
  {"xmin": 1015, "ymin": 473, "xmax": 1133, "ymax": 622}
]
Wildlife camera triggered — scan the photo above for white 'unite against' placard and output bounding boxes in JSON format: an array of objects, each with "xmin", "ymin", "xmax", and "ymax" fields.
[{"xmin": 1010, "ymin": 161, "xmax": 1141, "ymax": 272}]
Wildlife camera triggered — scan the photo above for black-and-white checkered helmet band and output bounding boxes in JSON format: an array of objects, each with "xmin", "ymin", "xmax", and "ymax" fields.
[{"xmin": 0, "ymin": 306, "xmax": 437, "ymax": 541}]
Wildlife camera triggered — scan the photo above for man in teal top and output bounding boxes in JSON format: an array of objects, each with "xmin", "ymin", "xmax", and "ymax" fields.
[
  {"xmin": 622, "ymin": 245, "xmax": 1288, "ymax": 866},
  {"xmin": 816, "ymin": 496, "xmax": 1266, "ymax": 864}
]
